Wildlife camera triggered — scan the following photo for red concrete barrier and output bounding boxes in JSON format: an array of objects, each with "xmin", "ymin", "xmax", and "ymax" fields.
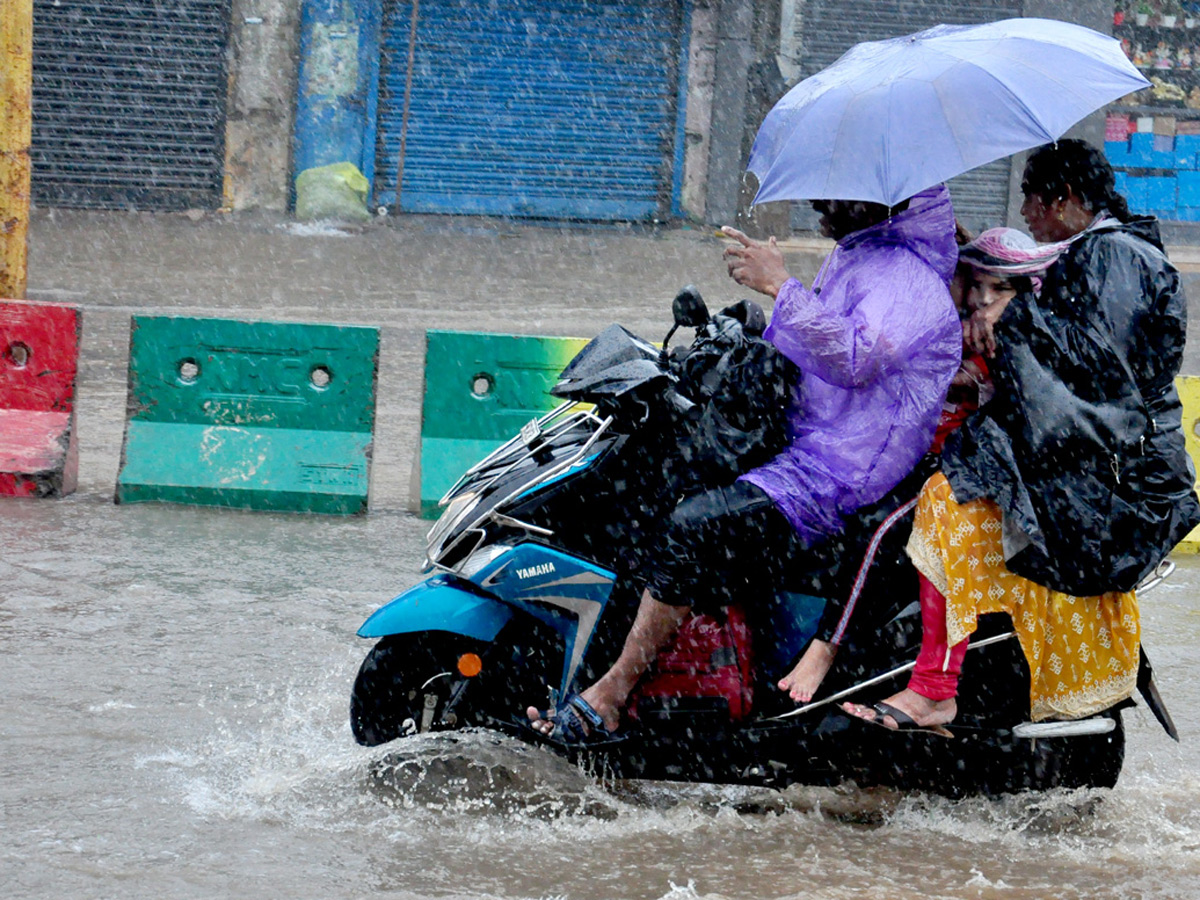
[{"xmin": 0, "ymin": 300, "xmax": 81, "ymax": 497}]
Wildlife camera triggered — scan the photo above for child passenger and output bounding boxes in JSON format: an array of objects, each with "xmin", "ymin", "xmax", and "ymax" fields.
[{"xmin": 930, "ymin": 227, "xmax": 1059, "ymax": 453}]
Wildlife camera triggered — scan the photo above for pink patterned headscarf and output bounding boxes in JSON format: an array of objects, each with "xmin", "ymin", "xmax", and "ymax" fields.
[{"xmin": 957, "ymin": 227, "xmax": 1066, "ymax": 293}]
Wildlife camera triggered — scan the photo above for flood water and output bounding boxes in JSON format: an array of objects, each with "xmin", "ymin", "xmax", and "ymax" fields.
[
  {"xmin": 5, "ymin": 212, "xmax": 1200, "ymax": 899},
  {"xmin": 5, "ymin": 497, "xmax": 1200, "ymax": 900}
]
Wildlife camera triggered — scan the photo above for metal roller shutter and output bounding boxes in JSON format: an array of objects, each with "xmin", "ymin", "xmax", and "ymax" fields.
[
  {"xmin": 376, "ymin": 0, "xmax": 683, "ymax": 220},
  {"xmin": 31, "ymin": 1, "xmax": 230, "ymax": 211},
  {"xmin": 795, "ymin": 1, "xmax": 1022, "ymax": 233}
]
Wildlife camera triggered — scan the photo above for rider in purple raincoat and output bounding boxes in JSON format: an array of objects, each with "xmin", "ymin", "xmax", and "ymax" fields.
[
  {"xmin": 527, "ymin": 185, "xmax": 960, "ymax": 742},
  {"xmin": 742, "ymin": 185, "xmax": 961, "ymax": 542},
  {"xmin": 743, "ymin": 184, "xmax": 962, "ymax": 704}
]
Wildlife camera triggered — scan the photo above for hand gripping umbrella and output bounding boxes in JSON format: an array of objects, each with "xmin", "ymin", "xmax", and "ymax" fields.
[{"xmin": 748, "ymin": 18, "xmax": 1151, "ymax": 207}]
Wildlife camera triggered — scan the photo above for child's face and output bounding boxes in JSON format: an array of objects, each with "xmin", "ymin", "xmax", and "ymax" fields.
[{"xmin": 965, "ymin": 271, "xmax": 1018, "ymax": 313}]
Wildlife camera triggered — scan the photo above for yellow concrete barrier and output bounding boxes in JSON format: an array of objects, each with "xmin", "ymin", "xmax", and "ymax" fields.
[{"xmin": 1175, "ymin": 375, "xmax": 1200, "ymax": 553}]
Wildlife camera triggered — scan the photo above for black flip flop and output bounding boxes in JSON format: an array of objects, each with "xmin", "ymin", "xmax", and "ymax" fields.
[{"xmin": 852, "ymin": 701, "xmax": 954, "ymax": 738}]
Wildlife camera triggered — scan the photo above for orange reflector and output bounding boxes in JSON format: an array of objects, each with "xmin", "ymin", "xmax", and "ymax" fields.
[{"xmin": 457, "ymin": 653, "xmax": 483, "ymax": 678}]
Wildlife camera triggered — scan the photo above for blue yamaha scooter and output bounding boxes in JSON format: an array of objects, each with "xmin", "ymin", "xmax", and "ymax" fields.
[{"xmin": 351, "ymin": 288, "xmax": 1164, "ymax": 796}]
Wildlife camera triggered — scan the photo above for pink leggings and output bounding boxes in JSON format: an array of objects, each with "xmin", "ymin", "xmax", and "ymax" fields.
[{"xmin": 907, "ymin": 574, "xmax": 969, "ymax": 701}]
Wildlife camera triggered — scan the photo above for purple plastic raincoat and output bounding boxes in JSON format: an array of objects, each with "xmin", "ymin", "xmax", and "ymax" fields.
[{"xmin": 740, "ymin": 184, "xmax": 961, "ymax": 544}]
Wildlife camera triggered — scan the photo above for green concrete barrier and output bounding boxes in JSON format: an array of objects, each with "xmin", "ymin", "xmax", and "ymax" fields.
[
  {"xmin": 415, "ymin": 329, "xmax": 587, "ymax": 518},
  {"xmin": 116, "ymin": 316, "xmax": 379, "ymax": 515}
]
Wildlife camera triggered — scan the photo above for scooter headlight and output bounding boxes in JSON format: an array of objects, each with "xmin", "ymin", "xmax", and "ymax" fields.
[
  {"xmin": 458, "ymin": 543, "xmax": 513, "ymax": 579},
  {"xmin": 426, "ymin": 490, "xmax": 481, "ymax": 558}
]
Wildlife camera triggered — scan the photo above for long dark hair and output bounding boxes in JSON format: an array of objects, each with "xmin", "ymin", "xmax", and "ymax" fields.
[{"xmin": 1022, "ymin": 139, "xmax": 1134, "ymax": 223}]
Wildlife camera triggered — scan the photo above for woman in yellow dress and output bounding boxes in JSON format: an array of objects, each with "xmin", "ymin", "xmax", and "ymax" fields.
[{"xmin": 844, "ymin": 140, "xmax": 1200, "ymax": 732}]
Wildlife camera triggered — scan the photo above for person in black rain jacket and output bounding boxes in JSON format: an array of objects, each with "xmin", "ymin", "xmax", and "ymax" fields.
[
  {"xmin": 844, "ymin": 140, "xmax": 1200, "ymax": 733},
  {"xmin": 944, "ymin": 139, "xmax": 1200, "ymax": 596}
]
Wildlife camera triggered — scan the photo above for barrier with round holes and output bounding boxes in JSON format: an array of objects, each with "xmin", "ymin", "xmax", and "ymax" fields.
[
  {"xmin": 115, "ymin": 315, "xmax": 379, "ymax": 514},
  {"xmin": 415, "ymin": 329, "xmax": 587, "ymax": 517},
  {"xmin": 0, "ymin": 300, "xmax": 81, "ymax": 497}
]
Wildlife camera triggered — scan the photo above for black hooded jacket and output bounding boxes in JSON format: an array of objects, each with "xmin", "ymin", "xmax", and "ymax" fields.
[{"xmin": 942, "ymin": 216, "xmax": 1200, "ymax": 595}]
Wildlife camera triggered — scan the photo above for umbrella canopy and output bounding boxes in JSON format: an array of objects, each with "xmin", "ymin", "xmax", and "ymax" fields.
[{"xmin": 748, "ymin": 17, "xmax": 1151, "ymax": 207}]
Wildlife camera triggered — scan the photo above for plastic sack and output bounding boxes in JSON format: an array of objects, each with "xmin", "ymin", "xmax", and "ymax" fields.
[
  {"xmin": 294, "ymin": 162, "xmax": 372, "ymax": 222},
  {"xmin": 669, "ymin": 302, "xmax": 796, "ymax": 493}
]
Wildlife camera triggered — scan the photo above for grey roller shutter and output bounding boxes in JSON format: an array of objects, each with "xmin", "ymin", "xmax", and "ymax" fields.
[
  {"xmin": 31, "ymin": 1, "xmax": 230, "ymax": 211},
  {"xmin": 795, "ymin": 1, "xmax": 1022, "ymax": 232},
  {"xmin": 375, "ymin": 0, "xmax": 683, "ymax": 220}
]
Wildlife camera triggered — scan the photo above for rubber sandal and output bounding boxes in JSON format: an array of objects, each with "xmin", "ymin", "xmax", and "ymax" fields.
[{"xmin": 848, "ymin": 701, "xmax": 954, "ymax": 738}]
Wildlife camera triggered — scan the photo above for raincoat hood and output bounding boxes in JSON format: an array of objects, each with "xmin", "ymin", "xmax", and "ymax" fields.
[
  {"xmin": 839, "ymin": 184, "xmax": 958, "ymax": 284},
  {"xmin": 1092, "ymin": 213, "xmax": 1164, "ymax": 251}
]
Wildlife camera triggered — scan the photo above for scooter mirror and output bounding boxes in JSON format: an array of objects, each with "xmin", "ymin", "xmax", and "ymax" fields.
[{"xmin": 672, "ymin": 285, "xmax": 710, "ymax": 328}]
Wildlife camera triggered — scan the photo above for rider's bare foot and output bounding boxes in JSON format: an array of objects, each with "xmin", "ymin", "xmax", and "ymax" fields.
[
  {"xmin": 841, "ymin": 688, "xmax": 957, "ymax": 730},
  {"xmin": 525, "ymin": 681, "xmax": 622, "ymax": 736},
  {"xmin": 777, "ymin": 639, "xmax": 837, "ymax": 703}
]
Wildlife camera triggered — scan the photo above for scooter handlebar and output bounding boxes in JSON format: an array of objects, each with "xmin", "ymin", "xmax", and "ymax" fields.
[{"xmin": 664, "ymin": 387, "xmax": 699, "ymax": 421}]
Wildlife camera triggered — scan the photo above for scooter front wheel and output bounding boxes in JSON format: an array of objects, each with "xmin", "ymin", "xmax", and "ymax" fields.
[{"xmin": 350, "ymin": 633, "xmax": 487, "ymax": 747}]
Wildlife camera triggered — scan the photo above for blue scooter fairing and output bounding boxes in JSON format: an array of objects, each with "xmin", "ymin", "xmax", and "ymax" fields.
[
  {"xmin": 357, "ymin": 574, "xmax": 515, "ymax": 641},
  {"xmin": 358, "ymin": 543, "xmax": 617, "ymax": 697}
]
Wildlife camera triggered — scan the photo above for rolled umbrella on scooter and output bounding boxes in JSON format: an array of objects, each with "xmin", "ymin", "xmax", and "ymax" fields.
[{"xmin": 748, "ymin": 17, "xmax": 1150, "ymax": 206}]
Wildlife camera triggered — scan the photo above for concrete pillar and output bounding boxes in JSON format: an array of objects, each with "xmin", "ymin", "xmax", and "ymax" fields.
[
  {"xmin": 1, "ymin": 0, "xmax": 32, "ymax": 298},
  {"xmin": 704, "ymin": 0, "xmax": 756, "ymax": 227},
  {"xmin": 1007, "ymin": 1, "xmax": 1113, "ymax": 226},
  {"xmin": 226, "ymin": 0, "xmax": 303, "ymax": 211},
  {"xmin": 292, "ymin": 0, "xmax": 382, "ymax": 201},
  {"xmin": 681, "ymin": 2, "xmax": 717, "ymax": 220},
  {"xmin": 701, "ymin": 0, "xmax": 789, "ymax": 237}
]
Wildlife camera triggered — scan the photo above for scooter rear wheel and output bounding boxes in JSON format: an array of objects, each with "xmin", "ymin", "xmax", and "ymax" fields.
[{"xmin": 350, "ymin": 633, "xmax": 486, "ymax": 747}]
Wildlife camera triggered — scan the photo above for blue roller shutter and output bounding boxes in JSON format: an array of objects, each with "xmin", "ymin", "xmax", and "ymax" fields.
[
  {"xmin": 31, "ymin": 0, "xmax": 230, "ymax": 211},
  {"xmin": 376, "ymin": 0, "xmax": 683, "ymax": 220}
]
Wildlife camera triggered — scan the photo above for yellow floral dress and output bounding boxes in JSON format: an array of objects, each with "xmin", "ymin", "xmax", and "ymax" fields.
[{"xmin": 906, "ymin": 472, "xmax": 1139, "ymax": 721}]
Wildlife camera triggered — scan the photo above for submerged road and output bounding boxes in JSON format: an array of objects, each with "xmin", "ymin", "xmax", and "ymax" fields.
[{"xmin": 3, "ymin": 209, "xmax": 1200, "ymax": 899}]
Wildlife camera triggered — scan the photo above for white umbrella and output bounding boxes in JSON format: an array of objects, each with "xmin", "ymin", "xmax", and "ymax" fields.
[{"xmin": 749, "ymin": 18, "xmax": 1151, "ymax": 206}]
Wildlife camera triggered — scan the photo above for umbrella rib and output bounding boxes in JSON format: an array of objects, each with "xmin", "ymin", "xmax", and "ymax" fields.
[
  {"xmin": 970, "ymin": 64, "xmax": 1061, "ymax": 145},
  {"xmin": 823, "ymin": 94, "xmax": 856, "ymax": 201},
  {"xmin": 882, "ymin": 80, "xmax": 896, "ymax": 204},
  {"xmin": 977, "ymin": 50, "xmax": 1126, "ymax": 111}
]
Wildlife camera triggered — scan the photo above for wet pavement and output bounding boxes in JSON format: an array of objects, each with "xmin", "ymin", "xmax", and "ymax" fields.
[{"xmin": 25, "ymin": 209, "xmax": 824, "ymax": 509}]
